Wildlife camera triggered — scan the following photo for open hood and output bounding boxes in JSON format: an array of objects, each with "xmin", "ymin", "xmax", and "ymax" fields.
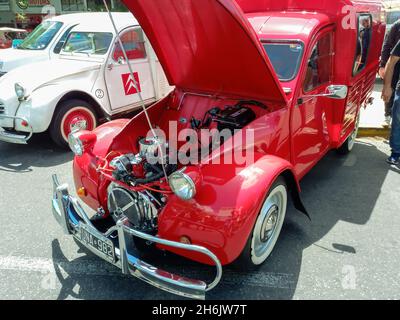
[{"xmin": 122, "ymin": 0, "xmax": 286, "ymax": 104}]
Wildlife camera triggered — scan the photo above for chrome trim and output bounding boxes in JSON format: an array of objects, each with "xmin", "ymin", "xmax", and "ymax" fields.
[
  {"xmin": 0, "ymin": 114, "xmax": 33, "ymax": 144},
  {"xmin": 283, "ymin": 87, "xmax": 292, "ymax": 94},
  {"xmin": 51, "ymin": 174, "xmax": 223, "ymax": 300}
]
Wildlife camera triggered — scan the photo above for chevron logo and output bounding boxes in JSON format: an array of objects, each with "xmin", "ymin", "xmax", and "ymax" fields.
[{"xmin": 122, "ymin": 72, "xmax": 141, "ymax": 95}]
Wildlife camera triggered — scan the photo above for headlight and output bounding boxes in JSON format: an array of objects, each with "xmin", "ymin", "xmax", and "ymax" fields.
[
  {"xmin": 68, "ymin": 132, "xmax": 84, "ymax": 156},
  {"xmin": 68, "ymin": 130, "xmax": 97, "ymax": 156},
  {"xmin": 169, "ymin": 171, "xmax": 196, "ymax": 200},
  {"xmin": 15, "ymin": 83, "xmax": 26, "ymax": 100}
]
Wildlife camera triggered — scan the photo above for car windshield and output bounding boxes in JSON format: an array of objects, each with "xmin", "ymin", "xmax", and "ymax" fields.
[
  {"xmin": 387, "ymin": 11, "xmax": 400, "ymax": 25},
  {"xmin": 263, "ymin": 42, "xmax": 304, "ymax": 82},
  {"xmin": 18, "ymin": 21, "xmax": 63, "ymax": 50},
  {"xmin": 62, "ymin": 32, "xmax": 113, "ymax": 56}
]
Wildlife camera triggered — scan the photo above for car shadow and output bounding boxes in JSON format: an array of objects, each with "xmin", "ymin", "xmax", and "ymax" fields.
[
  {"xmin": 0, "ymin": 133, "xmax": 73, "ymax": 173},
  {"xmin": 51, "ymin": 140, "xmax": 393, "ymax": 300}
]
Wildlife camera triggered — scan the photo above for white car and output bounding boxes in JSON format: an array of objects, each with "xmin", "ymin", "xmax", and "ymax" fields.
[
  {"xmin": 0, "ymin": 12, "xmax": 172, "ymax": 147},
  {"xmin": 0, "ymin": 13, "xmax": 88, "ymax": 77}
]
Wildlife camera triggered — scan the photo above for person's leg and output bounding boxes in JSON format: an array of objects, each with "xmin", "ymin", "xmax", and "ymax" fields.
[{"xmin": 387, "ymin": 90, "xmax": 400, "ymax": 164}]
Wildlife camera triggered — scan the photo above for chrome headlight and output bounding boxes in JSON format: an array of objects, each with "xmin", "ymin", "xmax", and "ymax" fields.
[
  {"xmin": 68, "ymin": 132, "xmax": 84, "ymax": 156},
  {"xmin": 169, "ymin": 171, "xmax": 196, "ymax": 200},
  {"xmin": 15, "ymin": 83, "xmax": 26, "ymax": 100}
]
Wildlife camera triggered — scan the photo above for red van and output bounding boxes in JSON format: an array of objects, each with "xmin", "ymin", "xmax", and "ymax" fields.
[{"xmin": 52, "ymin": 0, "xmax": 385, "ymax": 299}]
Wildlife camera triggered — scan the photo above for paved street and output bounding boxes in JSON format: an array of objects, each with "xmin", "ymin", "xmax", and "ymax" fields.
[{"xmin": 0, "ymin": 134, "xmax": 399, "ymax": 300}]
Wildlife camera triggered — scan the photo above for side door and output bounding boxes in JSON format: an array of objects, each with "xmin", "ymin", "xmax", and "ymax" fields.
[
  {"xmin": 104, "ymin": 27, "xmax": 156, "ymax": 112},
  {"xmin": 291, "ymin": 30, "xmax": 334, "ymax": 178}
]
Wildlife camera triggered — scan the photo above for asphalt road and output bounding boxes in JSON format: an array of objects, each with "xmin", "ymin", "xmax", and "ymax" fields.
[{"xmin": 0, "ymin": 134, "xmax": 399, "ymax": 300}]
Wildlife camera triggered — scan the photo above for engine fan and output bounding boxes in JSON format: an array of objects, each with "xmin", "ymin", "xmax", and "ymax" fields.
[{"xmin": 107, "ymin": 183, "xmax": 160, "ymax": 231}]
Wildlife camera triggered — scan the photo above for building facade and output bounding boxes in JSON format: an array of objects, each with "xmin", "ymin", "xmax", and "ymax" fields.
[{"xmin": 0, "ymin": 0, "xmax": 126, "ymax": 28}]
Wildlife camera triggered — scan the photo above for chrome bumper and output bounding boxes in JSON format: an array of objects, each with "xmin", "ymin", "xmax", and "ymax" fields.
[
  {"xmin": 0, "ymin": 115, "xmax": 33, "ymax": 144},
  {"xmin": 51, "ymin": 174, "xmax": 222, "ymax": 300}
]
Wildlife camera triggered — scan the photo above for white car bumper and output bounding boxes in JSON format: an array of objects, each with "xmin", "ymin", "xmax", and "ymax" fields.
[{"xmin": 0, "ymin": 114, "xmax": 33, "ymax": 144}]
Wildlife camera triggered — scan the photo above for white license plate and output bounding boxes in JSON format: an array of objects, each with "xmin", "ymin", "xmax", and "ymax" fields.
[{"xmin": 80, "ymin": 224, "xmax": 115, "ymax": 262}]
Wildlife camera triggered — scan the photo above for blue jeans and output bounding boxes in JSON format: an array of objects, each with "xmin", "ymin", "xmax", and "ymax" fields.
[{"xmin": 390, "ymin": 90, "xmax": 400, "ymax": 156}]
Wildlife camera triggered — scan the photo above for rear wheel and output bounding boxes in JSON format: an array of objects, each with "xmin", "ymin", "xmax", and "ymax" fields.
[
  {"xmin": 337, "ymin": 113, "xmax": 360, "ymax": 155},
  {"xmin": 235, "ymin": 177, "xmax": 288, "ymax": 270},
  {"xmin": 50, "ymin": 99, "xmax": 97, "ymax": 148}
]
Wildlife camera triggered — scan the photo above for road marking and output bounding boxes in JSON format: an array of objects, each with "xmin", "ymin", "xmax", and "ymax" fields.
[
  {"xmin": 0, "ymin": 255, "xmax": 119, "ymax": 276},
  {"xmin": 0, "ymin": 255, "xmax": 295, "ymax": 290}
]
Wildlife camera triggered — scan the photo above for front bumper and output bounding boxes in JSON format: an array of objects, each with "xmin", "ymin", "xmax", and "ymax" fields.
[
  {"xmin": 0, "ymin": 114, "xmax": 33, "ymax": 144},
  {"xmin": 51, "ymin": 174, "xmax": 222, "ymax": 300}
]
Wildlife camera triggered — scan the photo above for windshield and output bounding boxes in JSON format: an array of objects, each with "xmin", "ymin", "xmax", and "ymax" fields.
[
  {"xmin": 263, "ymin": 42, "xmax": 303, "ymax": 82},
  {"xmin": 62, "ymin": 32, "xmax": 113, "ymax": 56},
  {"xmin": 18, "ymin": 21, "xmax": 63, "ymax": 50},
  {"xmin": 387, "ymin": 11, "xmax": 400, "ymax": 25}
]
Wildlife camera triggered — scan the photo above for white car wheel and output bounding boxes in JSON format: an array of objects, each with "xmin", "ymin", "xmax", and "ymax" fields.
[
  {"xmin": 250, "ymin": 183, "xmax": 288, "ymax": 265},
  {"xmin": 50, "ymin": 99, "xmax": 97, "ymax": 148}
]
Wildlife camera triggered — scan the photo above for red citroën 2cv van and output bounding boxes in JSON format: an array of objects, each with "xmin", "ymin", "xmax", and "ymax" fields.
[{"xmin": 52, "ymin": 0, "xmax": 385, "ymax": 299}]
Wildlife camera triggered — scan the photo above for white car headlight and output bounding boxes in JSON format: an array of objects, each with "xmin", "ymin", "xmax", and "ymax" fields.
[
  {"xmin": 15, "ymin": 83, "xmax": 26, "ymax": 100},
  {"xmin": 68, "ymin": 132, "xmax": 84, "ymax": 156},
  {"xmin": 169, "ymin": 171, "xmax": 196, "ymax": 200}
]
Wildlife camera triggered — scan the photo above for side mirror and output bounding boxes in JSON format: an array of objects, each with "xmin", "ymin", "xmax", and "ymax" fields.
[
  {"xmin": 298, "ymin": 84, "xmax": 348, "ymax": 105},
  {"xmin": 325, "ymin": 85, "xmax": 348, "ymax": 100}
]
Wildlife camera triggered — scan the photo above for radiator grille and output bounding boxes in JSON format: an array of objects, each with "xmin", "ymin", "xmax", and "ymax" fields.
[{"xmin": 0, "ymin": 102, "xmax": 5, "ymax": 114}]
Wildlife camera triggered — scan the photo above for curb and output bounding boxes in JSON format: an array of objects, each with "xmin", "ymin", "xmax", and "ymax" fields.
[{"xmin": 358, "ymin": 127, "xmax": 390, "ymax": 138}]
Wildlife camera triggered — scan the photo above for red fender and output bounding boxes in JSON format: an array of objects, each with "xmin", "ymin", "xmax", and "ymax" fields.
[
  {"xmin": 73, "ymin": 119, "xmax": 130, "ymax": 210},
  {"xmin": 157, "ymin": 153, "xmax": 301, "ymax": 265}
]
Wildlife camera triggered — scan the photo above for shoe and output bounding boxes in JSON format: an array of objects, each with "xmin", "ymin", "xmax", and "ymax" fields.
[{"xmin": 386, "ymin": 155, "xmax": 400, "ymax": 165}]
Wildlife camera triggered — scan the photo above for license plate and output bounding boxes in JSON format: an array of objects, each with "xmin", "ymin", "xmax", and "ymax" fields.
[{"xmin": 80, "ymin": 224, "xmax": 115, "ymax": 262}]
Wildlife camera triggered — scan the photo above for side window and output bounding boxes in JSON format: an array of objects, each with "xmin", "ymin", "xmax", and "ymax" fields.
[
  {"xmin": 113, "ymin": 28, "xmax": 147, "ymax": 62},
  {"xmin": 53, "ymin": 25, "xmax": 76, "ymax": 54},
  {"xmin": 304, "ymin": 33, "xmax": 333, "ymax": 92},
  {"xmin": 353, "ymin": 14, "xmax": 372, "ymax": 75}
]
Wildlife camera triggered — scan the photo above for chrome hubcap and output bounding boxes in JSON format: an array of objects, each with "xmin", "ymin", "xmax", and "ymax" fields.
[
  {"xmin": 260, "ymin": 205, "xmax": 279, "ymax": 242},
  {"xmin": 70, "ymin": 119, "xmax": 88, "ymax": 132},
  {"xmin": 251, "ymin": 185, "xmax": 287, "ymax": 265}
]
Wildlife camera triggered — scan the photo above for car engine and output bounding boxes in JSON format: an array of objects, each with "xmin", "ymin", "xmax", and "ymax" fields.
[
  {"xmin": 104, "ymin": 100, "xmax": 264, "ymax": 233},
  {"xmin": 107, "ymin": 137, "xmax": 175, "ymax": 232}
]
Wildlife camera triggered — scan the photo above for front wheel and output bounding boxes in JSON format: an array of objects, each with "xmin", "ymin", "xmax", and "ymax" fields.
[
  {"xmin": 50, "ymin": 99, "xmax": 97, "ymax": 149},
  {"xmin": 337, "ymin": 113, "xmax": 360, "ymax": 155},
  {"xmin": 235, "ymin": 177, "xmax": 288, "ymax": 270}
]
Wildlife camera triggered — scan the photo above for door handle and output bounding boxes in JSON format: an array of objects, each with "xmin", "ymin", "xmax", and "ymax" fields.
[{"xmin": 107, "ymin": 63, "xmax": 113, "ymax": 71}]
